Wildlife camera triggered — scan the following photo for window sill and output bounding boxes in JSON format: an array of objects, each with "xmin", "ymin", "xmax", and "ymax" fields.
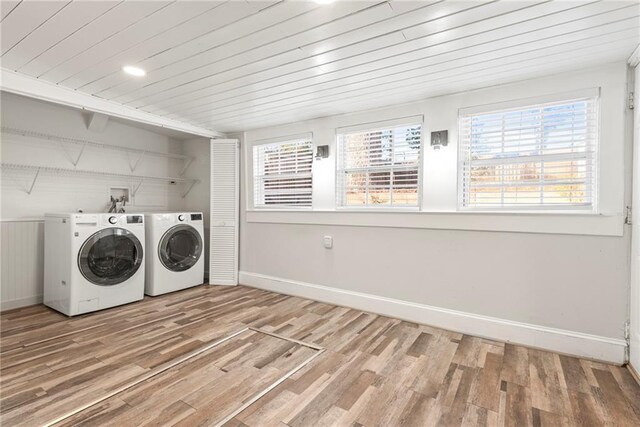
[
  {"xmin": 252, "ymin": 207, "xmax": 313, "ymax": 211},
  {"xmin": 245, "ymin": 210, "xmax": 624, "ymax": 236}
]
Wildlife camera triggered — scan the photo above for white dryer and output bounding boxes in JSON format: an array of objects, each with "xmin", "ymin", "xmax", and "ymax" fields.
[
  {"xmin": 44, "ymin": 213, "xmax": 145, "ymax": 316},
  {"xmin": 144, "ymin": 212, "xmax": 205, "ymax": 296}
]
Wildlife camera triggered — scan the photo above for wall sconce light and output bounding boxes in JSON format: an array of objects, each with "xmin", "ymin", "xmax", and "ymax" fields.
[
  {"xmin": 315, "ymin": 145, "xmax": 329, "ymax": 160},
  {"xmin": 430, "ymin": 130, "xmax": 448, "ymax": 150}
]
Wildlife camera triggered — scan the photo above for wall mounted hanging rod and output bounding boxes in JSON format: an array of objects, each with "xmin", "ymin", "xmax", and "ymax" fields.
[
  {"xmin": 0, "ymin": 162, "xmax": 199, "ymax": 197},
  {"xmin": 1, "ymin": 127, "xmax": 193, "ymax": 167}
]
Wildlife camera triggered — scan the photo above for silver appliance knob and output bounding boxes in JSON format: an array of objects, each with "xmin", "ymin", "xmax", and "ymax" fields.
[
  {"xmin": 108, "ymin": 216, "xmax": 118, "ymax": 224},
  {"xmin": 178, "ymin": 214, "xmax": 185, "ymax": 221}
]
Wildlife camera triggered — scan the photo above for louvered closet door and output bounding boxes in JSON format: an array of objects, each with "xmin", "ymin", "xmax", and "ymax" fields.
[{"xmin": 210, "ymin": 139, "xmax": 239, "ymax": 286}]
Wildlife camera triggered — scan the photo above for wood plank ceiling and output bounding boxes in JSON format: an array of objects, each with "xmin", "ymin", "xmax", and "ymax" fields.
[{"xmin": 1, "ymin": 0, "xmax": 639, "ymax": 134}]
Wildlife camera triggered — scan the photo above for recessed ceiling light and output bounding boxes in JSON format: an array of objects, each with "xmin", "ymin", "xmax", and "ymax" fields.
[
  {"xmin": 314, "ymin": 0, "xmax": 335, "ymax": 4},
  {"xmin": 122, "ymin": 65, "xmax": 146, "ymax": 77}
]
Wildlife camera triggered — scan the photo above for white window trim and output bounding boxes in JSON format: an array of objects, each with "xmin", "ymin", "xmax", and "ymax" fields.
[
  {"xmin": 336, "ymin": 115, "xmax": 424, "ymax": 134},
  {"xmin": 457, "ymin": 88, "xmax": 600, "ymax": 213},
  {"xmin": 249, "ymin": 132, "xmax": 313, "ymax": 147},
  {"xmin": 458, "ymin": 88, "xmax": 600, "ymax": 116},
  {"xmin": 243, "ymin": 86, "xmax": 622, "ymax": 236},
  {"xmin": 250, "ymin": 133, "xmax": 314, "ymax": 211},
  {"xmin": 335, "ymin": 116, "xmax": 424, "ymax": 210}
]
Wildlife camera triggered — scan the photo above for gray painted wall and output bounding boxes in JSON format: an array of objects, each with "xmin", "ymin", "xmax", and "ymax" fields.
[
  {"xmin": 241, "ymin": 221, "xmax": 629, "ymax": 338},
  {"xmin": 240, "ymin": 62, "xmax": 632, "ymax": 340}
]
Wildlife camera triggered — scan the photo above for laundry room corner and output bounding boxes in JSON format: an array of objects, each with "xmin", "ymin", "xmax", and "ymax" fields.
[
  {"xmin": 1, "ymin": 1, "xmax": 639, "ymax": 424},
  {"xmin": 0, "ymin": 93, "xmax": 212, "ymax": 310}
]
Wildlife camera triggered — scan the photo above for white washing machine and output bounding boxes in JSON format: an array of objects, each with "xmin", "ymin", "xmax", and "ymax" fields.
[
  {"xmin": 44, "ymin": 213, "xmax": 145, "ymax": 316},
  {"xmin": 144, "ymin": 212, "xmax": 205, "ymax": 296}
]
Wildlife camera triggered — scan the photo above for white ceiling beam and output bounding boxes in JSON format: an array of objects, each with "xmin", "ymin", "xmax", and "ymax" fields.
[{"xmin": 0, "ymin": 68, "xmax": 225, "ymax": 138}]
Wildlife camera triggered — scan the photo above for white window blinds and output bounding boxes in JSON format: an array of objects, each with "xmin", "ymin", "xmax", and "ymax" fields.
[
  {"xmin": 458, "ymin": 97, "xmax": 598, "ymax": 210},
  {"xmin": 337, "ymin": 123, "xmax": 422, "ymax": 208},
  {"xmin": 253, "ymin": 139, "xmax": 313, "ymax": 208}
]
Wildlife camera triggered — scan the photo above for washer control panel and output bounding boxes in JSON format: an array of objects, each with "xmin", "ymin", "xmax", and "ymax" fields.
[{"xmin": 127, "ymin": 215, "xmax": 143, "ymax": 224}]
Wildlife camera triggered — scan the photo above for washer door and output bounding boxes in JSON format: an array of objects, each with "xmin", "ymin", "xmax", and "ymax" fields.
[
  {"xmin": 78, "ymin": 228, "xmax": 144, "ymax": 286},
  {"xmin": 158, "ymin": 224, "xmax": 203, "ymax": 272}
]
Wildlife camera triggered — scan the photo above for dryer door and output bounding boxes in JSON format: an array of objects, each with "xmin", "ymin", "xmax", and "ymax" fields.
[
  {"xmin": 158, "ymin": 224, "xmax": 203, "ymax": 272},
  {"xmin": 78, "ymin": 228, "xmax": 144, "ymax": 286}
]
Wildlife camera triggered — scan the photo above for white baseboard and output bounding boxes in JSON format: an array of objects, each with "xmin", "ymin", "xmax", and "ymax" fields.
[
  {"xmin": 1, "ymin": 295, "xmax": 43, "ymax": 312},
  {"xmin": 240, "ymin": 271, "xmax": 627, "ymax": 364}
]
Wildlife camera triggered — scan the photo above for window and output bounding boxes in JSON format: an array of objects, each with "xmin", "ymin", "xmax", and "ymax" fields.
[
  {"xmin": 253, "ymin": 139, "xmax": 313, "ymax": 208},
  {"xmin": 458, "ymin": 96, "xmax": 598, "ymax": 210},
  {"xmin": 337, "ymin": 122, "xmax": 422, "ymax": 208}
]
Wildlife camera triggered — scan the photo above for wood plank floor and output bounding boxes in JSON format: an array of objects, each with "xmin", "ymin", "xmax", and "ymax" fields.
[
  {"xmin": 1, "ymin": 285, "xmax": 639, "ymax": 426},
  {"xmin": 56, "ymin": 329, "xmax": 319, "ymax": 426}
]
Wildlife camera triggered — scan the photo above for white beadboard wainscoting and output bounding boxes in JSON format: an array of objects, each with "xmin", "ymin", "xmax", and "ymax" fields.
[{"xmin": 1, "ymin": 219, "xmax": 45, "ymax": 311}]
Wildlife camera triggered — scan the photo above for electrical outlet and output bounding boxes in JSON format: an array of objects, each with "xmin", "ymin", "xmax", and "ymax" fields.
[{"xmin": 323, "ymin": 236, "xmax": 333, "ymax": 249}]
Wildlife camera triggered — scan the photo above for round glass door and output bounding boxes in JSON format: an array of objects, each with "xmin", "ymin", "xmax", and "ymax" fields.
[
  {"xmin": 78, "ymin": 228, "xmax": 143, "ymax": 286},
  {"xmin": 158, "ymin": 225, "xmax": 202, "ymax": 272}
]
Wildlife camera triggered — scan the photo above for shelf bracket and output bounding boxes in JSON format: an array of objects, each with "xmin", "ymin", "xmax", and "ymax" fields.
[
  {"xmin": 75, "ymin": 142, "xmax": 88, "ymax": 166},
  {"xmin": 27, "ymin": 168, "xmax": 41, "ymax": 195},
  {"xmin": 129, "ymin": 150, "xmax": 146, "ymax": 172},
  {"xmin": 59, "ymin": 141, "xmax": 86, "ymax": 166},
  {"xmin": 181, "ymin": 180, "xmax": 197, "ymax": 198},
  {"xmin": 178, "ymin": 157, "xmax": 193, "ymax": 176},
  {"xmin": 131, "ymin": 179, "xmax": 144, "ymax": 197},
  {"xmin": 2, "ymin": 167, "xmax": 35, "ymax": 194}
]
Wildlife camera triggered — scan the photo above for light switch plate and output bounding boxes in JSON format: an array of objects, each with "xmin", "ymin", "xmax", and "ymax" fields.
[{"xmin": 323, "ymin": 236, "xmax": 333, "ymax": 249}]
